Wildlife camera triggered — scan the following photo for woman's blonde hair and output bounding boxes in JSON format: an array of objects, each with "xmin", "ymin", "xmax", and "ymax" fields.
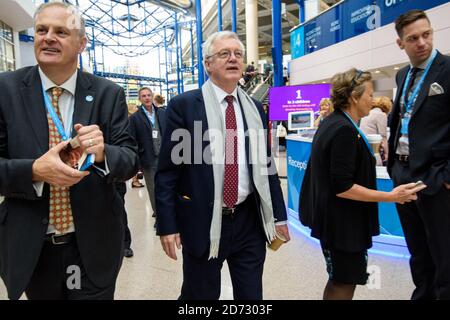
[
  {"xmin": 372, "ymin": 96, "xmax": 392, "ymax": 114},
  {"xmin": 330, "ymin": 68, "xmax": 372, "ymax": 110},
  {"xmin": 319, "ymin": 98, "xmax": 334, "ymax": 113}
]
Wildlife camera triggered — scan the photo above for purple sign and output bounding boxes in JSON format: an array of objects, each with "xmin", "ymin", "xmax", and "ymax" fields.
[{"xmin": 269, "ymin": 83, "xmax": 331, "ymax": 121}]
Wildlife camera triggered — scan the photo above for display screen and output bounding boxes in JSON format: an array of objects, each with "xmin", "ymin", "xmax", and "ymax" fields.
[{"xmin": 268, "ymin": 83, "xmax": 331, "ymax": 121}]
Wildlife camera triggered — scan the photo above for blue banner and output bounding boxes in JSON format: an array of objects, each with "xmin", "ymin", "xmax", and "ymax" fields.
[
  {"xmin": 293, "ymin": 0, "xmax": 449, "ymax": 57},
  {"xmin": 290, "ymin": 26, "xmax": 305, "ymax": 59}
]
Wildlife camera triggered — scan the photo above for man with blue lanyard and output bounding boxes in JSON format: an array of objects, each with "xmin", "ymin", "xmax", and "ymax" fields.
[
  {"xmin": 388, "ymin": 10, "xmax": 450, "ymax": 300},
  {"xmin": 0, "ymin": 2, "xmax": 138, "ymax": 299},
  {"xmin": 129, "ymin": 87, "xmax": 166, "ymax": 225}
]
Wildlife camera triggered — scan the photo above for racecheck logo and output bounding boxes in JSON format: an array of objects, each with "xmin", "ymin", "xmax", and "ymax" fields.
[{"xmin": 288, "ymin": 156, "xmax": 308, "ymax": 171}]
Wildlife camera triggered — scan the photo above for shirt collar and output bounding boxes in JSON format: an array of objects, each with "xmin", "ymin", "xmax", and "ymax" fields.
[
  {"xmin": 210, "ymin": 81, "xmax": 238, "ymax": 105},
  {"xmin": 38, "ymin": 67, "xmax": 78, "ymax": 96},
  {"xmin": 411, "ymin": 48, "xmax": 437, "ymax": 70}
]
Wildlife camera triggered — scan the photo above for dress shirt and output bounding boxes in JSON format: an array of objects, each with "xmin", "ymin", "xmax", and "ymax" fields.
[
  {"xmin": 396, "ymin": 49, "xmax": 436, "ymax": 156},
  {"xmin": 211, "ymin": 82, "xmax": 252, "ymax": 206}
]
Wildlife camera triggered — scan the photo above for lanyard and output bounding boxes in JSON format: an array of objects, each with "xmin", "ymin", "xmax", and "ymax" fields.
[
  {"xmin": 42, "ymin": 87, "xmax": 70, "ymax": 141},
  {"xmin": 142, "ymin": 106, "xmax": 155, "ymax": 126},
  {"xmin": 342, "ymin": 111, "xmax": 374, "ymax": 156},
  {"xmin": 401, "ymin": 49, "xmax": 437, "ymax": 114}
]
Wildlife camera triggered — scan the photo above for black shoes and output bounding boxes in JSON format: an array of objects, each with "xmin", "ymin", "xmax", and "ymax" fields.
[{"xmin": 124, "ymin": 248, "xmax": 134, "ymax": 258}]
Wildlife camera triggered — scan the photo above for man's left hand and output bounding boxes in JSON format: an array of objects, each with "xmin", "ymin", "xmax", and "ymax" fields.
[
  {"xmin": 275, "ymin": 224, "xmax": 291, "ymax": 243},
  {"xmin": 74, "ymin": 123, "xmax": 105, "ymax": 163}
]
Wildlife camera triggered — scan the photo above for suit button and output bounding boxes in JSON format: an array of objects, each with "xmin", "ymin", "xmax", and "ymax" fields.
[{"xmin": 42, "ymin": 218, "xmax": 49, "ymax": 225}]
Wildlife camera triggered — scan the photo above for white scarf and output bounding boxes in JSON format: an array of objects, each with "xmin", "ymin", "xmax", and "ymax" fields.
[{"xmin": 201, "ymin": 79, "xmax": 276, "ymax": 259}]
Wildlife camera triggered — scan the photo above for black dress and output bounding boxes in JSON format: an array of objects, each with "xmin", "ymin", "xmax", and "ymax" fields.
[{"xmin": 299, "ymin": 110, "xmax": 380, "ymax": 252}]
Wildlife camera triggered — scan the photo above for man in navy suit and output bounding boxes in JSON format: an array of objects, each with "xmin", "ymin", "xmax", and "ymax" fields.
[
  {"xmin": 129, "ymin": 87, "xmax": 166, "ymax": 221},
  {"xmin": 0, "ymin": 2, "xmax": 137, "ymax": 299},
  {"xmin": 388, "ymin": 10, "xmax": 450, "ymax": 300},
  {"xmin": 155, "ymin": 31, "xmax": 290, "ymax": 300}
]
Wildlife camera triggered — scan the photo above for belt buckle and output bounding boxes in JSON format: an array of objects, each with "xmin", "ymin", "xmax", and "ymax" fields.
[
  {"xmin": 399, "ymin": 155, "xmax": 409, "ymax": 162},
  {"xmin": 223, "ymin": 207, "xmax": 236, "ymax": 216},
  {"xmin": 51, "ymin": 234, "xmax": 68, "ymax": 245}
]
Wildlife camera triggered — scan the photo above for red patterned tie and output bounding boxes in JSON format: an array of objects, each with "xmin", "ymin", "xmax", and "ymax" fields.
[
  {"xmin": 47, "ymin": 87, "xmax": 74, "ymax": 233},
  {"xmin": 223, "ymin": 95, "xmax": 239, "ymax": 208}
]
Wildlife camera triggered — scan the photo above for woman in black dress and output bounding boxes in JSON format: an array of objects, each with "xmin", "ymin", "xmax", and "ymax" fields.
[{"xmin": 299, "ymin": 69, "xmax": 426, "ymax": 300}]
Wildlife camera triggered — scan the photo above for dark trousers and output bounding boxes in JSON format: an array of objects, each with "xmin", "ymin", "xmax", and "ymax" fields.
[
  {"xmin": 143, "ymin": 167, "xmax": 157, "ymax": 215},
  {"xmin": 391, "ymin": 159, "xmax": 450, "ymax": 300},
  {"xmin": 180, "ymin": 196, "xmax": 266, "ymax": 300},
  {"xmin": 25, "ymin": 236, "xmax": 116, "ymax": 300},
  {"xmin": 116, "ymin": 182, "xmax": 132, "ymax": 249}
]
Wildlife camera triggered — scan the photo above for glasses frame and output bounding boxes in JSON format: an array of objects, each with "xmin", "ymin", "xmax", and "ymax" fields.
[{"xmin": 206, "ymin": 49, "xmax": 245, "ymax": 60}]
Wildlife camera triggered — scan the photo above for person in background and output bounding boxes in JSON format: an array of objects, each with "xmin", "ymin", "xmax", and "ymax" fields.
[
  {"xmin": 388, "ymin": 9, "xmax": 450, "ymax": 300},
  {"xmin": 129, "ymin": 87, "xmax": 166, "ymax": 222},
  {"xmin": 153, "ymin": 94, "xmax": 166, "ymax": 110},
  {"xmin": 360, "ymin": 96, "xmax": 392, "ymax": 166},
  {"xmin": 300, "ymin": 68, "xmax": 425, "ymax": 300},
  {"xmin": 283, "ymin": 67, "xmax": 289, "ymax": 85},
  {"xmin": 128, "ymin": 103, "xmax": 145, "ymax": 188},
  {"xmin": 314, "ymin": 98, "xmax": 334, "ymax": 128}
]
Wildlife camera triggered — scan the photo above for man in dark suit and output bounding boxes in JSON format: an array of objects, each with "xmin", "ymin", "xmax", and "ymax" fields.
[
  {"xmin": 388, "ymin": 10, "xmax": 450, "ymax": 300},
  {"xmin": 129, "ymin": 87, "xmax": 166, "ymax": 221},
  {"xmin": 0, "ymin": 2, "xmax": 138, "ymax": 300},
  {"xmin": 155, "ymin": 31, "xmax": 290, "ymax": 300}
]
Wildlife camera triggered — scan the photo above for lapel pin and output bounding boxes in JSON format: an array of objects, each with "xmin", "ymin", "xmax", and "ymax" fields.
[
  {"xmin": 85, "ymin": 95, "xmax": 93, "ymax": 102},
  {"xmin": 357, "ymin": 134, "xmax": 361, "ymax": 139}
]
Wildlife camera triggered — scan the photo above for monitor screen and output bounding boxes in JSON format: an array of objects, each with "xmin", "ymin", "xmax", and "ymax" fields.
[
  {"xmin": 268, "ymin": 83, "xmax": 331, "ymax": 121},
  {"xmin": 288, "ymin": 111, "xmax": 315, "ymax": 131}
]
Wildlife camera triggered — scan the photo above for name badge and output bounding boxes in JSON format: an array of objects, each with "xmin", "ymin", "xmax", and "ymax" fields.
[{"xmin": 152, "ymin": 130, "xmax": 159, "ymax": 139}]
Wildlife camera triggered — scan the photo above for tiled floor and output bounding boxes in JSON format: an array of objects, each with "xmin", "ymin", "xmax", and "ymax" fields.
[{"xmin": 0, "ymin": 152, "xmax": 415, "ymax": 300}]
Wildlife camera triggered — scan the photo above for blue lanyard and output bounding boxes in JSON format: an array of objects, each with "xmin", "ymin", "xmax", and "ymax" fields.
[
  {"xmin": 401, "ymin": 49, "xmax": 437, "ymax": 114},
  {"xmin": 142, "ymin": 106, "xmax": 155, "ymax": 126},
  {"xmin": 342, "ymin": 111, "xmax": 374, "ymax": 156},
  {"xmin": 42, "ymin": 87, "xmax": 70, "ymax": 141}
]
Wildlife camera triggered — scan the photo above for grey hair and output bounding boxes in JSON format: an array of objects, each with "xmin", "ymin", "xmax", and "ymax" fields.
[
  {"xmin": 202, "ymin": 31, "xmax": 245, "ymax": 75},
  {"xmin": 34, "ymin": 1, "xmax": 86, "ymax": 38}
]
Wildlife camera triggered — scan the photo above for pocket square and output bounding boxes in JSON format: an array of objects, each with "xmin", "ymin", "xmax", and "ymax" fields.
[{"xmin": 428, "ymin": 82, "xmax": 444, "ymax": 96}]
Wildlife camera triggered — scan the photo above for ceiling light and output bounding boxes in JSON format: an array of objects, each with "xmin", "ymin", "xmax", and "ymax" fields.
[
  {"xmin": 375, "ymin": 70, "xmax": 380, "ymax": 73},
  {"xmin": 394, "ymin": 66, "xmax": 399, "ymax": 70}
]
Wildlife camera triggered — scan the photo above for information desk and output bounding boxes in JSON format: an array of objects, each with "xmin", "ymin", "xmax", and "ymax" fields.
[{"xmin": 286, "ymin": 134, "xmax": 409, "ymax": 257}]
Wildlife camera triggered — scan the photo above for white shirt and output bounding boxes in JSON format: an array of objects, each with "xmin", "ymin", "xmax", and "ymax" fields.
[
  {"xmin": 211, "ymin": 82, "xmax": 252, "ymax": 206},
  {"xmin": 35, "ymin": 68, "xmax": 109, "ymax": 234}
]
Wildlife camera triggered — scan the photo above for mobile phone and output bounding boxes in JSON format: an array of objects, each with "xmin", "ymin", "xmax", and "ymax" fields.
[{"xmin": 414, "ymin": 181, "xmax": 424, "ymax": 188}]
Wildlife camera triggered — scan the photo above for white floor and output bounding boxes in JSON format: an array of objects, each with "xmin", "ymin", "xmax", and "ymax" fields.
[{"xmin": 0, "ymin": 152, "xmax": 415, "ymax": 300}]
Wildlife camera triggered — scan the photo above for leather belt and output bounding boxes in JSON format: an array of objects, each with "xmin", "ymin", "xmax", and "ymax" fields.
[
  {"xmin": 44, "ymin": 233, "xmax": 75, "ymax": 245},
  {"xmin": 396, "ymin": 154, "xmax": 409, "ymax": 162},
  {"xmin": 222, "ymin": 194, "xmax": 253, "ymax": 216}
]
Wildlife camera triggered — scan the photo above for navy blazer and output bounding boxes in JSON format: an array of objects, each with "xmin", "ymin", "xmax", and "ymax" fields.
[
  {"xmin": 0, "ymin": 66, "xmax": 138, "ymax": 299},
  {"xmin": 129, "ymin": 106, "xmax": 166, "ymax": 169},
  {"xmin": 387, "ymin": 51, "xmax": 450, "ymax": 194},
  {"xmin": 155, "ymin": 89, "xmax": 287, "ymax": 258}
]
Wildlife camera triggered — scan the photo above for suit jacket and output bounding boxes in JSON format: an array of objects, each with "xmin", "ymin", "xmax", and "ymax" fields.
[
  {"xmin": 387, "ymin": 52, "xmax": 450, "ymax": 195},
  {"xmin": 0, "ymin": 66, "xmax": 138, "ymax": 299},
  {"xmin": 129, "ymin": 106, "xmax": 166, "ymax": 169},
  {"xmin": 155, "ymin": 89, "xmax": 287, "ymax": 258},
  {"xmin": 299, "ymin": 110, "xmax": 379, "ymax": 252}
]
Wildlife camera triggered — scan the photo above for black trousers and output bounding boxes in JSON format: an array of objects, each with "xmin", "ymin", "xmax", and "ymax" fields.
[
  {"xmin": 25, "ymin": 236, "xmax": 116, "ymax": 300},
  {"xmin": 391, "ymin": 159, "xmax": 450, "ymax": 300},
  {"xmin": 180, "ymin": 195, "xmax": 267, "ymax": 300},
  {"xmin": 116, "ymin": 182, "xmax": 132, "ymax": 249}
]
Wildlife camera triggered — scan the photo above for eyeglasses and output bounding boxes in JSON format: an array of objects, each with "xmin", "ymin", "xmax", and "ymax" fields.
[{"xmin": 207, "ymin": 49, "xmax": 244, "ymax": 60}]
